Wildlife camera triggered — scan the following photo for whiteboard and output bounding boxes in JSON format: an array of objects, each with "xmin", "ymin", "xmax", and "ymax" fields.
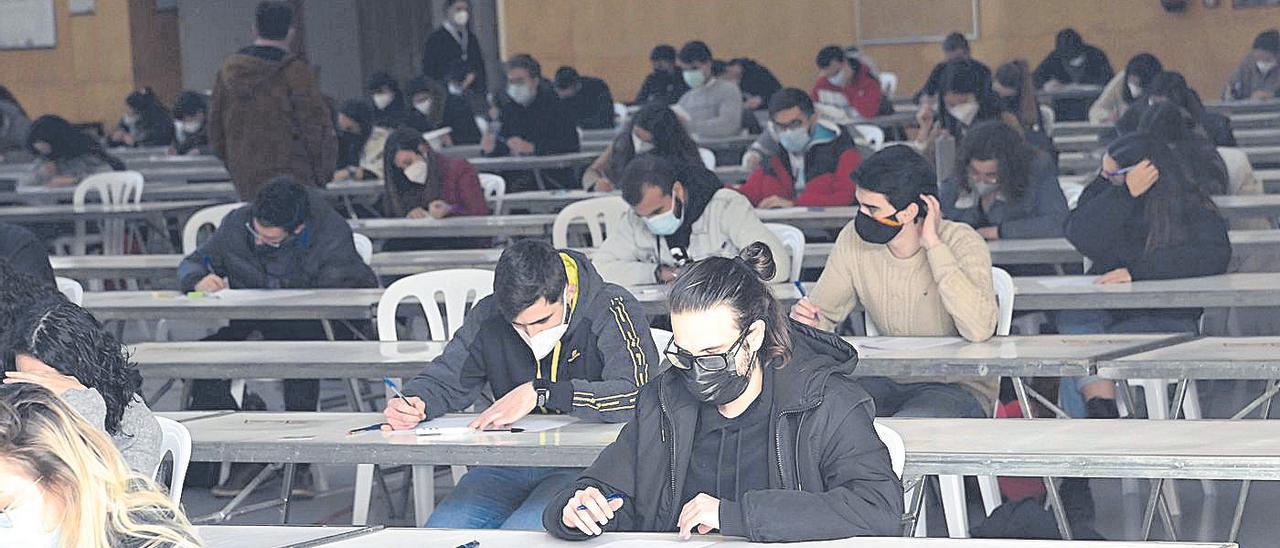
[{"xmin": 0, "ymin": 0, "xmax": 56, "ymax": 50}]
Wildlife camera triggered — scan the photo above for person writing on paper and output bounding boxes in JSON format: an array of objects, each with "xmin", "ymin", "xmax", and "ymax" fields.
[
  {"xmin": 544, "ymin": 243, "xmax": 903, "ymax": 542},
  {"xmin": 482, "ymin": 54, "xmax": 581, "ymax": 189},
  {"xmin": 170, "ymin": 91, "xmax": 210, "ymax": 156},
  {"xmin": 581, "ymin": 104, "xmax": 702, "ymax": 192},
  {"xmin": 381, "ymin": 239, "xmax": 659, "ymax": 530},
  {"xmin": 1224, "ymin": 29, "xmax": 1280, "ymax": 101},
  {"xmin": 811, "ymin": 45, "xmax": 882, "ymax": 121},
  {"xmin": 593, "ymin": 156, "xmax": 790, "ymax": 285},
  {"xmin": 333, "ymin": 98, "xmax": 388, "ymax": 182},
  {"xmin": 381, "ymin": 128, "xmax": 488, "ymax": 220},
  {"xmin": 791, "ymin": 146, "xmax": 998, "ymax": 419},
  {"xmin": 634, "ymin": 44, "xmax": 689, "ymax": 106},
  {"xmin": 675, "ymin": 41, "xmax": 744, "ymax": 138}
]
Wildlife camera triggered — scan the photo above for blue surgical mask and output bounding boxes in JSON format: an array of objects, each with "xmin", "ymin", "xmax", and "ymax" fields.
[
  {"xmin": 507, "ymin": 83, "xmax": 535, "ymax": 106},
  {"xmin": 779, "ymin": 126, "xmax": 812, "ymax": 153},
  {"xmin": 644, "ymin": 195, "xmax": 684, "ymax": 236},
  {"xmin": 682, "ymin": 69, "xmax": 707, "ymax": 89}
]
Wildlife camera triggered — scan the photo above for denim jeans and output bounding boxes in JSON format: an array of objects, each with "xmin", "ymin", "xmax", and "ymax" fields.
[
  {"xmin": 1056, "ymin": 310, "xmax": 1199, "ymax": 417},
  {"xmin": 424, "ymin": 466, "xmax": 581, "ymax": 530},
  {"xmin": 858, "ymin": 377, "xmax": 986, "ymax": 418}
]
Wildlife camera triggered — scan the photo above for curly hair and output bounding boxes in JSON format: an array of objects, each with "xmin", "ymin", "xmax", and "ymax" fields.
[
  {"xmin": 0, "ymin": 259, "xmax": 65, "ymax": 334},
  {"xmin": 954, "ymin": 121, "xmax": 1036, "ymax": 203},
  {"xmin": 3, "ymin": 300, "xmax": 142, "ymax": 436}
]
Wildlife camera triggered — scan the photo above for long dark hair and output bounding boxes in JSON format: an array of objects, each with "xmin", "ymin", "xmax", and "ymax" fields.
[
  {"xmin": 125, "ymin": 88, "xmax": 170, "ymax": 124},
  {"xmin": 1106, "ymin": 132, "xmax": 1218, "ymax": 253},
  {"xmin": 3, "ymin": 300, "xmax": 143, "ymax": 436},
  {"xmin": 381, "ymin": 127, "xmax": 444, "ymax": 217},
  {"xmin": 26, "ymin": 115, "xmax": 125, "ymax": 170},
  {"xmin": 937, "ymin": 59, "xmax": 1005, "ymax": 138},
  {"xmin": 0, "ymin": 259, "xmax": 63, "ymax": 335},
  {"xmin": 955, "ymin": 121, "xmax": 1036, "ymax": 203},
  {"xmin": 605, "ymin": 104, "xmax": 701, "ymax": 181},
  {"xmin": 994, "ymin": 59, "xmax": 1039, "ymax": 129},
  {"xmin": 1138, "ymin": 102, "xmax": 1228, "ymax": 196},
  {"xmin": 669, "ymin": 242, "xmax": 792, "ymax": 369},
  {"xmin": 0, "ymin": 85, "xmax": 27, "ymax": 117},
  {"xmin": 1121, "ymin": 53, "xmax": 1162, "ymax": 103},
  {"xmin": 1148, "ymin": 72, "xmax": 1205, "ymax": 123}
]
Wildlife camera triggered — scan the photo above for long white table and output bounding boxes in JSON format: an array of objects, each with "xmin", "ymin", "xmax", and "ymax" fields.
[
  {"xmin": 0, "ymin": 199, "xmax": 213, "ymax": 224},
  {"xmin": 1055, "ymin": 128, "xmax": 1280, "ymax": 154},
  {"xmin": 1207, "ymin": 99, "xmax": 1280, "ymax": 115}
]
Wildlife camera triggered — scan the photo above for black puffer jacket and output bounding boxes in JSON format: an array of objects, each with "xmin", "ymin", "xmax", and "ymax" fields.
[{"xmin": 544, "ymin": 320, "xmax": 903, "ymax": 542}]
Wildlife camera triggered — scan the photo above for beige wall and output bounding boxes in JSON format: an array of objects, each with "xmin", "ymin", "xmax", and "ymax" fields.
[{"xmin": 500, "ymin": 0, "xmax": 1280, "ymax": 102}]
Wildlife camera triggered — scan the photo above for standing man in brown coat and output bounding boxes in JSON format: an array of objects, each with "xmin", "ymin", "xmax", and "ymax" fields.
[{"xmin": 209, "ymin": 1, "xmax": 336, "ymax": 201}]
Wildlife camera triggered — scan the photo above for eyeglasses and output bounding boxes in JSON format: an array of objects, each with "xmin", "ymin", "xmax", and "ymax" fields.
[
  {"xmin": 1102, "ymin": 165, "xmax": 1136, "ymax": 179},
  {"xmin": 244, "ymin": 222, "xmax": 294, "ymax": 248},
  {"xmin": 663, "ymin": 325, "xmax": 752, "ymax": 372},
  {"xmin": 0, "ymin": 476, "xmax": 43, "ymax": 528},
  {"xmin": 967, "ymin": 167, "xmax": 998, "ymax": 185},
  {"xmin": 771, "ymin": 119, "xmax": 807, "ymax": 132}
]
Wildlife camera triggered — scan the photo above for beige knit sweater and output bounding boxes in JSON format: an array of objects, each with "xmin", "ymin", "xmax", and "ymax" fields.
[{"xmin": 808, "ymin": 220, "xmax": 999, "ymax": 413}]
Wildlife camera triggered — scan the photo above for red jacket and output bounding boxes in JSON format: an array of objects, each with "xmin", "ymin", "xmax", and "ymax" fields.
[
  {"xmin": 735, "ymin": 123, "xmax": 861, "ymax": 207},
  {"xmin": 383, "ymin": 151, "xmax": 490, "ymax": 217},
  {"xmin": 810, "ymin": 64, "xmax": 882, "ymax": 120}
]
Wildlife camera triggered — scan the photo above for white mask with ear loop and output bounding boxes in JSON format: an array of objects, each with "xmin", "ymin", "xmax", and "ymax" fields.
[
  {"xmin": 517, "ymin": 291, "xmax": 571, "ymax": 360},
  {"xmin": 403, "ymin": 157, "xmax": 429, "ymax": 184},
  {"xmin": 0, "ymin": 484, "xmax": 61, "ymax": 548}
]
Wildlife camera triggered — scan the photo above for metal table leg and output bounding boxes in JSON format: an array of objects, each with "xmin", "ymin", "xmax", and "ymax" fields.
[
  {"xmin": 1229, "ymin": 379, "xmax": 1278, "ymax": 542},
  {"xmin": 1012, "ymin": 376, "xmax": 1073, "ymax": 540},
  {"xmin": 279, "ymin": 463, "xmax": 296, "ymax": 524}
]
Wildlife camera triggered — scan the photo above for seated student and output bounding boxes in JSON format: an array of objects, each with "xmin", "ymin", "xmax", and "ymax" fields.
[
  {"xmin": 483, "ymin": 54, "xmax": 581, "ymax": 189},
  {"xmin": 1116, "ymin": 71, "xmax": 1237, "ymax": 147},
  {"xmin": 812, "ymin": 45, "xmax": 882, "ymax": 121},
  {"xmin": 940, "ymin": 121, "xmax": 1067, "ymax": 241},
  {"xmin": 675, "ymin": 41, "xmax": 744, "ymax": 138},
  {"xmin": 334, "ymin": 98, "xmax": 390, "ymax": 181},
  {"xmin": 545, "ymin": 243, "xmax": 903, "ymax": 542},
  {"xmin": 0, "ymin": 85, "xmax": 31, "ymax": 159},
  {"xmin": 916, "ymin": 32, "xmax": 991, "ymax": 108},
  {"xmin": 366, "ymin": 71, "xmax": 407, "ymax": 129},
  {"xmin": 916, "ymin": 59, "xmax": 1022, "ymax": 158},
  {"xmin": 991, "ymin": 59, "xmax": 1058, "ymax": 160},
  {"xmin": 0, "ymin": 383, "xmax": 200, "ymax": 548},
  {"xmin": 382, "ymin": 127, "xmax": 488, "ymax": 219},
  {"xmin": 594, "ymin": 156, "xmax": 790, "ymax": 285},
  {"xmin": 1224, "ymin": 29, "xmax": 1280, "ymax": 101},
  {"xmin": 1060, "ymin": 133, "xmax": 1231, "ymax": 418},
  {"xmin": 554, "ymin": 66, "xmax": 616, "ymax": 130},
  {"xmin": 1088, "ymin": 53, "xmax": 1162, "ymax": 125},
  {"xmin": 178, "ymin": 178, "xmax": 376, "ymax": 495},
  {"xmin": 0, "ymin": 223, "xmax": 54, "ymax": 286},
  {"xmin": 381, "ymin": 239, "xmax": 658, "ymax": 529},
  {"xmin": 107, "ymin": 88, "xmax": 175, "ymax": 148},
  {"xmin": 735, "ymin": 89, "xmax": 861, "ymax": 209},
  {"xmin": 24, "ymin": 115, "xmax": 124, "ymax": 188},
  {"xmin": 582, "ymin": 103, "xmax": 702, "ymax": 192},
  {"xmin": 1138, "ymin": 102, "xmax": 1229, "ymax": 196},
  {"xmin": 0, "ymin": 260, "xmax": 60, "ymax": 337},
  {"xmin": 634, "ymin": 44, "xmax": 689, "ymax": 106},
  {"xmin": 440, "ymin": 71, "xmax": 484, "ymax": 145},
  {"xmin": 169, "ymin": 91, "xmax": 210, "ymax": 156},
  {"xmin": 3, "ymin": 300, "xmax": 162, "ymax": 475},
  {"xmin": 724, "ymin": 58, "xmax": 782, "ymax": 112},
  {"xmin": 403, "ymin": 75, "xmax": 446, "ymax": 134},
  {"xmin": 1034, "ymin": 28, "xmax": 1114, "ymax": 121},
  {"xmin": 790, "ymin": 146, "xmax": 998, "ymax": 418}
]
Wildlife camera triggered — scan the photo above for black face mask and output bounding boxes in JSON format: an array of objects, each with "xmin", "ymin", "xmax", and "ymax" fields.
[
  {"xmin": 678, "ymin": 348, "xmax": 754, "ymax": 405},
  {"xmin": 854, "ymin": 209, "xmax": 904, "ymax": 245}
]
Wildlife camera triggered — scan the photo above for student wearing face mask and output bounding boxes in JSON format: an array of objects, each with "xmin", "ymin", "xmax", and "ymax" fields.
[
  {"xmin": 1034, "ymin": 28, "xmax": 1114, "ymax": 121},
  {"xmin": 545, "ymin": 242, "xmax": 902, "ymax": 542},
  {"xmin": 483, "ymin": 54, "xmax": 581, "ymax": 188},
  {"xmin": 916, "ymin": 59, "xmax": 1022, "ymax": 158},
  {"xmin": 382, "ymin": 239, "xmax": 658, "ymax": 530},
  {"xmin": 1137, "ymin": 102, "xmax": 1230, "ymax": 197},
  {"xmin": 791, "ymin": 146, "xmax": 998, "ymax": 419},
  {"xmin": 811, "ymin": 45, "xmax": 883, "ymax": 121},
  {"xmin": 24, "ymin": 115, "xmax": 125, "ymax": 188},
  {"xmin": 1088, "ymin": 53, "xmax": 1162, "ymax": 125},
  {"xmin": 365, "ymin": 71, "xmax": 407, "ymax": 129},
  {"xmin": 0, "ymin": 383, "xmax": 200, "ymax": 548},
  {"xmin": 723, "ymin": 58, "xmax": 782, "ymax": 113},
  {"xmin": 736, "ymin": 89, "xmax": 861, "ymax": 209},
  {"xmin": 595, "ymin": 156, "xmax": 789, "ymax": 285},
  {"xmin": 333, "ymin": 98, "xmax": 388, "ymax": 181},
  {"xmin": 675, "ymin": 41, "xmax": 744, "ymax": 139},
  {"xmin": 940, "ymin": 121, "xmax": 1067, "ymax": 242},
  {"xmin": 408, "ymin": 74, "xmax": 482, "ymax": 145},
  {"xmin": 554, "ymin": 66, "xmax": 617, "ymax": 130},
  {"xmin": 634, "ymin": 44, "xmax": 689, "ymax": 106},
  {"xmin": 1224, "ymin": 29, "xmax": 1280, "ymax": 101},
  {"xmin": 422, "ymin": 0, "xmax": 487, "ymax": 95},
  {"xmin": 582, "ymin": 104, "xmax": 702, "ymax": 192},
  {"xmin": 402, "ymin": 76, "xmax": 444, "ymax": 134},
  {"xmin": 168, "ymin": 91, "xmax": 210, "ymax": 156},
  {"xmin": 915, "ymin": 32, "xmax": 991, "ymax": 110},
  {"xmin": 1115, "ymin": 71, "xmax": 1237, "ymax": 148},
  {"xmin": 382, "ymin": 127, "xmax": 487, "ymax": 221},
  {"xmin": 107, "ymin": 88, "xmax": 175, "ymax": 148}
]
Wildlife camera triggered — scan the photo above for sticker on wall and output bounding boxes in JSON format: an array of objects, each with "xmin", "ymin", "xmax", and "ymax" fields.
[{"xmin": 68, "ymin": 0, "xmax": 94, "ymax": 16}]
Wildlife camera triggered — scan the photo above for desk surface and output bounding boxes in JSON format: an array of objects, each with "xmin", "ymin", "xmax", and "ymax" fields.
[
  {"xmin": 1097, "ymin": 337, "xmax": 1280, "ymax": 380},
  {"xmin": 1008, "ymin": 273, "xmax": 1280, "ymax": 311},
  {"xmin": 83, "ymin": 288, "xmax": 384, "ymax": 321},
  {"xmin": 0, "ymin": 199, "xmax": 213, "ymax": 223}
]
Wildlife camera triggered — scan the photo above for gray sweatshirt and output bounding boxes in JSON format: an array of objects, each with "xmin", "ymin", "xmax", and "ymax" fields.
[
  {"xmin": 677, "ymin": 78, "xmax": 745, "ymax": 138},
  {"xmin": 62, "ymin": 388, "xmax": 163, "ymax": 475}
]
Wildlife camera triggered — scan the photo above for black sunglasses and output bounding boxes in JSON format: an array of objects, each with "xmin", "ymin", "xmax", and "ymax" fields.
[{"xmin": 663, "ymin": 325, "xmax": 752, "ymax": 372}]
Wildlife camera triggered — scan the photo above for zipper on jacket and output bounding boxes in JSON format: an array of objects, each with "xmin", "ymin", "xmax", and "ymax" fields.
[
  {"xmin": 658, "ymin": 393, "xmax": 678, "ymax": 520},
  {"xmin": 775, "ymin": 395, "xmax": 823, "ymax": 491}
]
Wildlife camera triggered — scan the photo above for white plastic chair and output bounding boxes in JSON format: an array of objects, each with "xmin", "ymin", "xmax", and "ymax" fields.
[
  {"xmin": 874, "ymin": 422, "xmax": 906, "ymax": 479},
  {"xmin": 153, "ymin": 417, "xmax": 192, "ymax": 504},
  {"xmin": 182, "ymin": 202, "xmax": 245, "ymax": 254},
  {"xmin": 764, "ymin": 223, "xmax": 804, "ymax": 282},
  {"xmin": 352, "ymin": 233, "xmax": 373, "ymax": 265},
  {"xmin": 551, "ymin": 196, "xmax": 628, "ymax": 249},
  {"xmin": 1038, "ymin": 104, "xmax": 1056, "ymax": 138},
  {"xmin": 59, "ymin": 171, "xmax": 145, "ymax": 256},
  {"xmin": 613, "ymin": 102, "xmax": 629, "ymax": 126},
  {"xmin": 353, "ymin": 269, "xmax": 497, "ymax": 526},
  {"xmin": 55, "ymin": 277, "xmax": 83, "ymax": 306},
  {"xmin": 853, "ymin": 124, "xmax": 886, "ymax": 151},
  {"xmin": 479, "ymin": 173, "xmax": 506, "ymax": 214},
  {"xmin": 878, "ymin": 72, "xmax": 899, "ymax": 97},
  {"xmin": 698, "ymin": 147, "xmax": 716, "ymax": 170},
  {"xmin": 866, "ymin": 267, "xmax": 1011, "ymax": 538},
  {"xmin": 650, "ymin": 328, "xmax": 673, "ymax": 355}
]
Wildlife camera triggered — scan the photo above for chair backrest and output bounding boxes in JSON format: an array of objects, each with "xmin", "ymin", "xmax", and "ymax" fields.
[
  {"xmin": 72, "ymin": 171, "xmax": 144, "ymax": 207},
  {"xmin": 377, "ymin": 269, "xmax": 495, "ymax": 342},
  {"xmin": 479, "ymin": 173, "xmax": 506, "ymax": 213},
  {"xmin": 873, "ymin": 422, "xmax": 905, "ymax": 479},
  {"xmin": 877, "ymin": 72, "xmax": 899, "ymax": 97},
  {"xmin": 1038, "ymin": 104, "xmax": 1056, "ymax": 138},
  {"xmin": 182, "ymin": 202, "xmax": 245, "ymax": 254},
  {"xmin": 764, "ymin": 223, "xmax": 805, "ymax": 282},
  {"xmin": 853, "ymin": 124, "xmax": 886, "ymax": 151},
  {"xmin": 55, "ymin": 277, "xmax": 83, "ymax": 306},
  {"xmin": 153, "ymin": 417, "xmax": 192, "ymax": 504},
  {"xmin": 552, "ymin": 196, "xmax": 629, "ymax": 249},
  {"xmin": 613, "ymin": 102, "xmax": 629, "ymax": 126},
  {"xmin": 698, "ymin": 147, "xmax": 716, "ymax": 170},
  {"xmin": 650, "ymin": 328, "xmax": 673, "ymax": 353},
  {"xmin": 866, "ymin": 267, "xmax": 1013, "ymax": 337},
  {"xmin": 352, "ymin": 233, "xmax": 373, "ymax": 265}
]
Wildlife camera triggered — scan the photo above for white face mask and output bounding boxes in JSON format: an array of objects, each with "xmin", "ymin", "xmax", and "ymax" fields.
[
  {"xmin": 516, "ymin": 292, "xmax": 570, "ymax": 360},
  {"xmin": 826, "ymin": 67, "xmax": 849, "ymax": 87},
  {"xmin": 632, "ymin": 133, "xmax": 654, "ymax": 154},
  {"xmin": 448, "ymin": 83, "xmax": 464, "ymax": 96},
  {"xmin": 1127, "ymin": 82, "xmax": 1143, "ymax": 98},
  {"xmin": 122, "ymin": 113, "xmax": 139, "ymax": 126},
  {"xmin": 1257, "ymin": 61, "xmax": 1277, "ymax": 74},
  {"xmin": 949, "ymin": 101, "xmax": 980, "ymax": 126},
  {"xmin": 414, "ymin": 99, "xmax": 433, "ymax": 115},
  {"xmin": 0, "ymin": 484, "xmax": 60, "ymax": 548},
  {"xmin": 180, "ymin": 119, "xmax": 203, "ymax": 134},
  {"xmin": 1069, "ymin": 55, "xmax": 1086, "ymax": 67},
  {"xmin": 451, "ymin": 9, "xmax": 470, "ymax": 27},
  {"xmin": 403, "ymin": 157, "xmax": 428, "ymax": 184},
  {"xmin": 372, "ymin": 92, "xmax": 394, "ymax": 110}
]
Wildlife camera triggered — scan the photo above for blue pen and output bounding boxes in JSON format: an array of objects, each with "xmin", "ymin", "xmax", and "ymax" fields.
[
  {"xmin": 577, "ymin": 493, "xmax": 625, "ymax": 511},
  {"xmin": 383, "ymin": 378, "xmax": 408, "ymax": 400},
  {"xmin": 793, "ymin": 281, "xmax": 807, "ymax": 297}
]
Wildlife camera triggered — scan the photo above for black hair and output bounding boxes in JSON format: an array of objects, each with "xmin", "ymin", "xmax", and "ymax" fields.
[
  {"xmin": 381, "ymin": 128, "xmax": 447, "ymax": 217},
  {"xmin": 255, "ymin": 1, "xmax": 293, "ymax": 41},
  {"xmin": 505, "ymin": 54, "xmax": 542, "ymax": 79},
  {"xmin": 815, "ymin": 45, "xmax": 845, "ymax": 68},
  {"xmin": 172, "ymin": 91, "xmax": 208, "ymax": 120},
  {"xmin": 852, "ymin": 145, "xmax": 937, "ymax": 219},
  {"xmin": 251, "ymin": 177, "xmax": 309, "ymax": 231},
  {"xmin": 1253, "ymin": 29, "xmax": 1280, "ymax": 54},
  {"xmin": 0, "ymin": 85, "xmax": 26, "ymax": 117},
  {"xmin": 710, "ymin": 59, "xmax": 726, "ymax": 77},
  {"xmin": 444, "ymin": 0, "xmax": 470, "ymax": 14},
  {"xmin": 994, "ymin": 59, "xmax": 1040, "ymax": 129},
  {"xmin": 0, "ymin": 260, "xmax": 64, "ymax": 337},
  {"xmin": 26, "ymin": 115, "xmax": 121, "ymax": 170},
  {"xmin": 955, "ymin": 121, "xmax": 1036, "ymax": 203},
  {"xmin": 1123, "ymin": 53, "xmax": 1163, "ymax": 103},
  {"xmin": 2, "ymin": 299, "xmax": 143, "ymax": 435},
  {"xmin": 339, "ymin": 98, "xmax": 374, "ymax": 135},
  {"xmin": 1148, "ymin": 71, "xmax": 1205, "ymax": 122},
  {"xmin": 554, "ymin": 66, "xmax": 580, "ymax": 89},
  {"xmin": 606, "ymin": 104, "xmax": 701, "ymax": 181},
  {"xmin": 126, "ymin": 88, "xmax": 169, "ymax": 122},
  {"xmin": 366, "ymin": 71, "xmax": 401, "ymax": 95},
  {"xmin": 1138, "ymin": 102, "xmax": 1229, "ymax": 196},
  {"xmin": 1055, "ymin": 28, "xmax": 1084, "ymax": 54},
  {"xmin": 447, "ymin": 60, "xmax": 472, "ymax": 84},
  {"xmin": 1106, "ymin": 132, "xmax": 1217, "ymax": 253},
  {"xmin": 650, "ymin": 44, "xmax": 677, "ymax": 62},
  {"xmin": 494, "ymin": 239, "xmax": 568, "ymax": 321},
  {"xmin": 678, "ymin": 41, "xmax": 712, "ymax": 65},
  {"xmin": 1137, "ymin": 101, "xmax": 1196, "ymax": 142},
  {"xmin": 943, "ymin": 32, "xmax": 969, "ymax": 52},
  {"xmin": 620, "ymin": 154, "xmax": 678, "ymax": 205},
  {"xmin": 669, "ymin": 242, "xmax": 792, "ymax": 368},
  {"xmin": 767, "ymin": 87, "xmax": 814, "ymax": 118},
  {"xmin": 940, "ymin": 58, "xmax": 986, "ymax": 95}
]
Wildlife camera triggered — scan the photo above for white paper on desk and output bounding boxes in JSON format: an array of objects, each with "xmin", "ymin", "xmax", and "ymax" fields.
[
  {"xmin": 1035, "ymin": 277, "xmax": 1098, "ymax": 288},
  {"xmin": 597, "ymin": 541, "xmax": 715, "ymax": 548},
  {"xmin": 856, "ymin": 337, "xmax": 961, "ymax": 356},
  {"xmin": 202, "ymin": 289, "xmax": 315, "ymax": 301},
  {"xmin": 411, "ymin": 415, "xmax": 580, "ymax": 435}
]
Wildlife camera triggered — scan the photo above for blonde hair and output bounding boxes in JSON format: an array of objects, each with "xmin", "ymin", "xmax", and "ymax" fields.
[{"xmin": 0, "ymin": 384, "xmax": 201, "ymax": 548}]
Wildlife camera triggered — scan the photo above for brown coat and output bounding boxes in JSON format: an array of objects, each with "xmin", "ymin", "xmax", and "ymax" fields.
[{"xmin": 208, "ymin": 49, "xmax": 337, "ymax": 200}]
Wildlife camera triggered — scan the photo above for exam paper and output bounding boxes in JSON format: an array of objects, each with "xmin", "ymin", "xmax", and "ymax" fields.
[
  {"xmin": 412, "ymin": 414, "xmax": 580, "ymax": 435},
  {"xmin": 202, "ymin": 289, "xmax": 315, "ymax": 301},
  {"xmin": 855, "ymin": 337, "xmax": 963, "ymax": 356},
  {"xmin": 1035, "ymin": 277, "xmax": 1098, "ymax": 288},
  {"xmin": 598, "ymin": 541, "xmax": 715, "ymax": 548}
]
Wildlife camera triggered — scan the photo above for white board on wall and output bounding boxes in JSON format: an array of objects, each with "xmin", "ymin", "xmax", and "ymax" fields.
[{"xmin": 0, "ymin": 0, "xmax": 57, "ymax": 50}]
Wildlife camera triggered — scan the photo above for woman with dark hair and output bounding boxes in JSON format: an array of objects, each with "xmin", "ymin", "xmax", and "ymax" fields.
[
  {"xmin": 333, "ymin": 98, "xmax": 388, "ymax": 181},
  {"xmin": 382, "ymin": 127, "xmax": 487, "ymax": 220},
  {"xmin": 545, "ymin": 242, "xmax": 902, "ymax": 542},
  {"xmin": 1059, "ymin": 133, "xmax": 1231, "ymax": 419},
  {"xmin": 403, "ymin": 75, "xmax": 446, "ymax": 134},
  {"xmin": 366, "ymin": 71, "xmax": 407, "ymax": 129},
  {"xmin": 24, "ymin": 115, "xmax": 124, "ymax": 188},
  {"xmin": 169, "ymin": 91, "xmax": 210, "ymax": 156},
  {"xmin": 0, "ymin": 84, "xmax": 30, "ymax": 157},
  {"xmin": 1116, "ymin": 71, "xmax": 1237, "ymax": 147},
  {"xmin": 1137, "ymin": 102, "xmax": 1229, "ymax": 196},
  {"xmin": 1034, "ymin": 28, "xmax": 1114, "ymax": 121},
  {"xmin": 992, "ymin": 59, "xmax": 1042, "ymax": 131},
  {"xmin": 581, "ymin": 103, "xmax": 701, "ymax": 191},
  {"xmin": 107, "ymin": 88, "xmax": 175, "ymax": 148},
  {"xmin": 1088, "ymin": 53, "xmax": 1162, "ymax": 124},
  {"xmin": 915, "ymin": 59, "xmax": 1021, "ymax": 159},
  {"xmin": 2, "ymin": 300, "xmax": 162, "ymax": 474},
  {"xmin": 940, "ymin": 121, "xmax": 1067, "ymax": 241}
]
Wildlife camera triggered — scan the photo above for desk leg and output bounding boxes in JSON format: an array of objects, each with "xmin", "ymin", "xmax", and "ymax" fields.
[
  {"xmin": 1011, "ymin": 376, "xmax": 1073, "ymax": 540},
  {"xmin": 1229, "ymin": 379, "xmax": 1278, "ymax": 542},
  {"xmin": 1169, "ymin": 379, "xmax": 1189, "ymax": 419},
  {"xmin": 279, "ymin": 463, "xmax": 296, "ymax": 524},
  {"xmin": 902, "ymin": 475, "xmax": 927, "ymax": 537},
  {"xmin": 412, "ymin": 465, "xmax": 436, "ymax": 526}
]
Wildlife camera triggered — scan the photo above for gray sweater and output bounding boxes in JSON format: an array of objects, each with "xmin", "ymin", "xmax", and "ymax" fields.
[
  {"xmin": 939, "ymin": 154, "xmax": 1068, "ymax": 239},
  {"xmin": 677, "ymin": 78, "xmax": 744, "ymax": 138},
  {"xmin": 62, "ymin": 388, "xmax": 163, "ymax": 475}
]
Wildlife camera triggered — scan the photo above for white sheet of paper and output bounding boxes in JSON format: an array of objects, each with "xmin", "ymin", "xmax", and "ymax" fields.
[
  {"xmin": 411, "ymin": 414, "xmax": 580, "ymax": 436},
  {"xmin": 203, "ymin": 289, "xmax": 315, "ymax": 301},
  {"xmin": 597, "ymin": 541, "xmax": 715, "ymax": 548},
  {"xmin": 856, "ymin": 337, "xmax": 962, "ymax": 356},
  {"xmin": 1035, "ymin": 277, "xmax": 1099, "ymax": 288}
]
